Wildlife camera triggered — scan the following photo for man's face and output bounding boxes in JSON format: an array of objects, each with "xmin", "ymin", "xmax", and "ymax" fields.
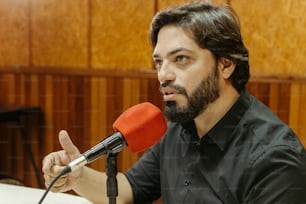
[{"xmin": 152, "ymin": 25, "xmax": 220, "ymax": 123}]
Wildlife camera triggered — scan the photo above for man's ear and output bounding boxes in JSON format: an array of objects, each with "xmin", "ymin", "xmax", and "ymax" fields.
[{"xmin": 219, "ymin": 57, "xmax": 236, "ymax": 79}]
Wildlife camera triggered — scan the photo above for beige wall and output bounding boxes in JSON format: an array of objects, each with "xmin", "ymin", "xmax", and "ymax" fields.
[
  {"xmin": 1, "ymin": 0, "xmax": 305, "ymax": 74},
  {"xmin": 232, "ymin": 0, "xmax": 306, "ymax": 75}
]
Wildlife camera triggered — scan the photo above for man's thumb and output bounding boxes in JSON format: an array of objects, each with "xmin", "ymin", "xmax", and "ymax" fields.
[{"xmin": 59, "ymin": 130, "xmax": 80, "ymax": 156}]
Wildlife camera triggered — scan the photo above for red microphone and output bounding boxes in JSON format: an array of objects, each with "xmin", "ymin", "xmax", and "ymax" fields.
[
  {"xmin": 113, "ymin": 102, "xmax": 166, "ymax": 152},
  {"xmin": 65, "ymin": 102, "xmax": 166, "ymax": 173}
]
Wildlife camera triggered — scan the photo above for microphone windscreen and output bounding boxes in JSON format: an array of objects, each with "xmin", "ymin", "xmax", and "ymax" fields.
[{"xmin": 112, "ymin": 102, "xmax": 166, "ymax": 152}]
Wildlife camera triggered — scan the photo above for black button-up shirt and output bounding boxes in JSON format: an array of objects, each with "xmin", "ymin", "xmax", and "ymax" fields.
[{"xmin": 125, "ymin": 89, "xmax": 306, "ymax": 203}]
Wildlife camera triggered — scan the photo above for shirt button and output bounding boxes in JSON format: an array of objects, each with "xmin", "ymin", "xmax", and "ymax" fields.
[
  {"xmin": 184, "ymin": 180, "xmax": 191, "ymax": 186},
  {"xmin": 194, "ymin": 142, "xmax": 200, "ymax": 147}
]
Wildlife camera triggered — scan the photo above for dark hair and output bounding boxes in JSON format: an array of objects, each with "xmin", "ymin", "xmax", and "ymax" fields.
[{"xmin": 150, "ymin": 2, "xmax": 250, "ymax": 92}]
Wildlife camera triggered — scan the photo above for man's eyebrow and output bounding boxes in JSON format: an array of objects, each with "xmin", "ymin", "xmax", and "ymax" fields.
[{"xmin": 152, "ymin": 47, "xmax": 192, "ymax": 58}]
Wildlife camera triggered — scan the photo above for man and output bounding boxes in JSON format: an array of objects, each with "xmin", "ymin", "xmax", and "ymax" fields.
[{"xmin": 42, "ymin": 2, "xmax": 306, "ymax": 204}]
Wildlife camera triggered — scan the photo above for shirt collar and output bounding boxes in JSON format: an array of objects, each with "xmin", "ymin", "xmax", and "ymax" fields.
[{"xmin": 206, "ymin": 89, "xmax": 251, "ymax": 151}]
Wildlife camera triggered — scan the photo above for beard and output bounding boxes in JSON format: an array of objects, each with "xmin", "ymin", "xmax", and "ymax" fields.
[{"xmin": 163, "ymin": 67, "xmax": 220, "ymax": 123}]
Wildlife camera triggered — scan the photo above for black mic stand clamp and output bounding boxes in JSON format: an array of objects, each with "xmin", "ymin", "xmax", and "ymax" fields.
[{"xmin": 106, "ymin": 152, "xmax": 119, "ymax": 204}]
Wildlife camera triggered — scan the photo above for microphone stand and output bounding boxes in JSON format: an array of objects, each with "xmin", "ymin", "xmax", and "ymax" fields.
[{"xmin": 106, "ymin": 152, "xmax": 118, "ymax": 204}]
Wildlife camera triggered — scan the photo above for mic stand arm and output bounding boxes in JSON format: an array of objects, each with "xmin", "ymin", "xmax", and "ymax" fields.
[{"xmin": 106, "ymin": 152, "xmax": 118, "ymax": 204}]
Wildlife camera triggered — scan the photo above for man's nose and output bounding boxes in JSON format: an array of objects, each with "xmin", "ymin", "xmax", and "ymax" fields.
[{"xmin": 157, "ymin": 62, "xmax": 176, "ymax": 84}]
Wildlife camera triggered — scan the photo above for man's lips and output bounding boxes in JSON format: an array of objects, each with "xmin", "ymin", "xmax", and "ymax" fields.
[{"xmin": 160, "ymin": 87, "xmax": 179, "ymax": 101}]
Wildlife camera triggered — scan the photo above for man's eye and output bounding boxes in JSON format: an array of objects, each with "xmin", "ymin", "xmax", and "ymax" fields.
[
  {"xmin": 154, "ymin": 60, "xmax": 163, "ymax": 69},
  {"xmin": 176, "ymin": 55, "xmax": 188, "ymax": 63}
]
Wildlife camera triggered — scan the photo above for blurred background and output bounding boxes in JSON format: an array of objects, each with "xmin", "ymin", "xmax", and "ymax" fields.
[{"xmin": 0, "ymin": 0, "xmax": 305, "ymax": 194}]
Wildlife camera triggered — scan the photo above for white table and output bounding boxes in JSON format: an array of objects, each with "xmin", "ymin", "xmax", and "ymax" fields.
[{"xmin": 0, "ymin": 183, "xmax": 92, "ymax": 204}]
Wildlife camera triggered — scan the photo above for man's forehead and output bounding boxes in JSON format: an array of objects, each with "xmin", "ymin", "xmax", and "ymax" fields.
[{"xmin": 152, "ymin": 26, "xmax": 198, "ymax": 57}]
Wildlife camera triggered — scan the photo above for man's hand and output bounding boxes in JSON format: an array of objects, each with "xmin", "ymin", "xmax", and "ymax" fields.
[{"xmin": 42, "ymin": 130, "xmax": 82, "ymax": 192}]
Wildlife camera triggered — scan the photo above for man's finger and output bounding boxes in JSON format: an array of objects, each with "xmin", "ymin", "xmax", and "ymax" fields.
[{"xmin": 58, "ymin": 130, "xmax": 80, "ymax": 156}]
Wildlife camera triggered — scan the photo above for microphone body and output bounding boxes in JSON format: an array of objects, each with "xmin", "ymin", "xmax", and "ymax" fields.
[
  {"xmin": 64, "ymin": 102, "xmax": 166, "ymax": 174},
  {"xmin": 67, "ymin": 132, "xmax": 126, "ymax": 172},
  {"xmin": 83, "ymin": 132, "xmax": 126, "ymax": 162}
]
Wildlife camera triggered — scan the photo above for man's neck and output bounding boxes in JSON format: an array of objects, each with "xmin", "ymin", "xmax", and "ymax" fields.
[{"xmin": 194, "ymin": 87, "xmax": 240, "ymax": 138}]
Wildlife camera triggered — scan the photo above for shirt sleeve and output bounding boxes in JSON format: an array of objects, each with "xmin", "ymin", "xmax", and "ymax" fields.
[
  {"xmin": 124, "ymin": 141, "xmax": 162, "ymax": 204},
  {"xmin": 242, "ymin": 144, "xmax": 306, "ymax": 204}
]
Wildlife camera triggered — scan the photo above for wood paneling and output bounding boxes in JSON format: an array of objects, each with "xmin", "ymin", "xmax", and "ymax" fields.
[
  {"xmin": 91, "ymin": 0, "xmax": 154, "ymax": 69},
  {"xmin": 292, "ymin": 83, "xmax": 306, "ymax": 145},
  {"xmin": 31, "ymin": 0, "xmax": 88, "ymax": 67},
  {"xmin": 0, "ymin": 0, "xmax": 29, "ymax": 66},
  {"xmin": 1, "ymin": 69, "xmax": 306, "ymax": 189},
  {"xmin": 232, "ymin": 0, "xmax": 306, "ymax": 75},
  {"xmin": 0, "ymin": 70, "xmax": 163, "ymax": 188},
  {"xmin": 1, "ymin": 0, "xmax": 305, "ymax": 72}
]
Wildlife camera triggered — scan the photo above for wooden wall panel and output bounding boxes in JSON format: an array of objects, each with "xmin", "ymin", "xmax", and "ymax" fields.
[
  {"xmin": 0, "ymin": 73, "xmax": 43, "ymax": 187},
  {"xmin": 269, "ymin": 83, "xmax": 280, "ymax": 114},
  {"xmin": 0, "ymin": 0, "xmax": 29, "ymax": 66},
  {"xmin": 91, "ymin": 0, "xmax": 154, "ymax": 69},
  {"xmin": 277, "ymin": 83, "xmax": 291, "ymax": 124},
  {"xmin": 1, "ymin": 0, "xmax": 305, "ymax": 74},
  {"xmin": 289, "ymin": 83, "xmax": 300, "ymax": 131},
  {"xmin": 38, "ymin": 75, "xmax": 54, "ymax": 155},
  {"xmin": 31, "ymin": 0, "xmax": 88, "ymax": 67},
  {"xmin": 88, "ymin": 77, "xmax": 108, "ymax": 171},
  {"xmin": 232, "ymin": 0, "xmax": 306, "ymax": 75},
  {"xmin": 0, "ymin": 74, "xmax": 15, "ymax": 103},
  {"xmin": 295, "ymin": 84, "xmax": 306, "ymax": 145},
  {"xmin": 288, "ymin": 82, "xmax": 304, "ymax": 144},
  {"xmin": 1, "ymin": 71, "xmax": 306, "ymax": 189}
]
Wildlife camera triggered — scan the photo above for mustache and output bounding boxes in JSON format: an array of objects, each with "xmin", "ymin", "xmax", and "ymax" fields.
[{"xmin": 160, "ymin": 81, "xmax": 187, "ymax": 96}]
